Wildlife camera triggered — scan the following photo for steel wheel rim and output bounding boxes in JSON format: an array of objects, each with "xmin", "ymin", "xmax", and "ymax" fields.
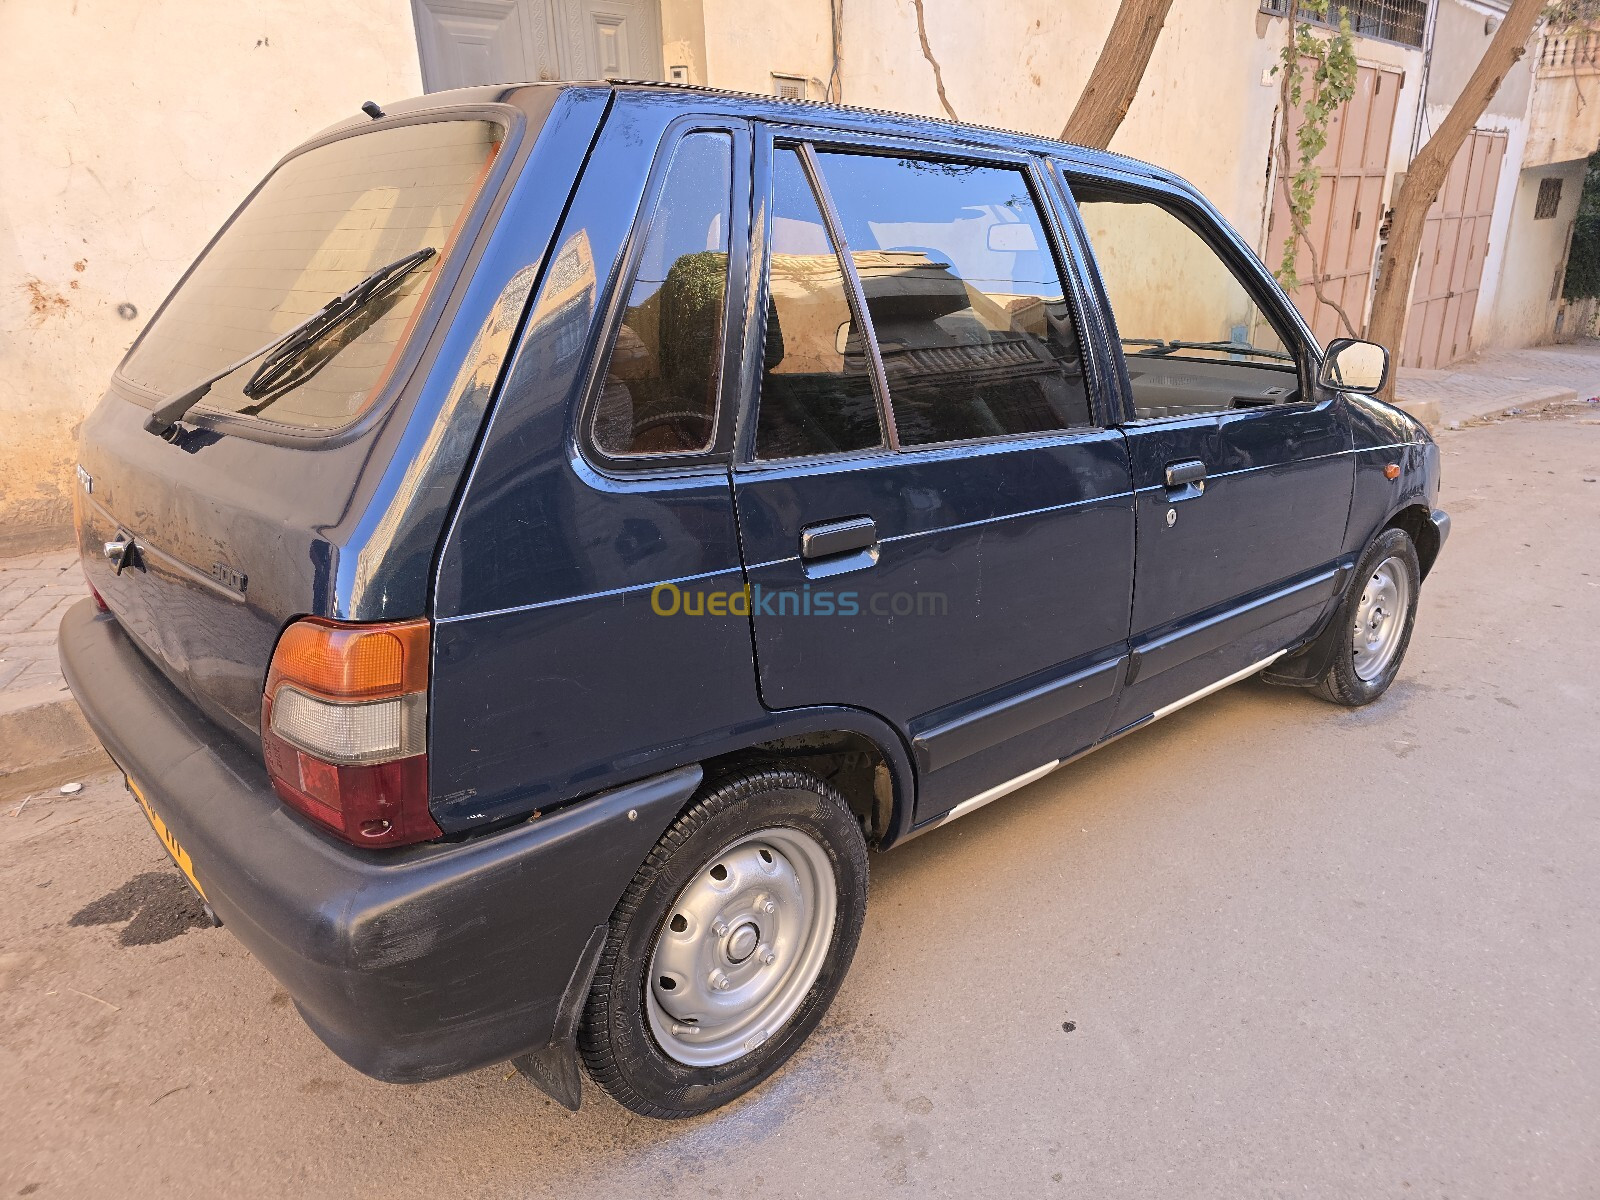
[
  {"xmin": 646, "ymin": 827, "xmax": 837, "ymax": 1067},
  {"xmin": 1351, "ymin": 555, "xmax": 1411, "ymax": 681}
]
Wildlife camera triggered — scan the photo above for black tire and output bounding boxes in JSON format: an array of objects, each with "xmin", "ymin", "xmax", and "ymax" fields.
[
  {"xmin": 579, "ymin": 768, "xmax": 869, "ymax": 1118},
  {"xmin": 1312, "ymin": 526, "xmax": 1421, "ymax": 706}
]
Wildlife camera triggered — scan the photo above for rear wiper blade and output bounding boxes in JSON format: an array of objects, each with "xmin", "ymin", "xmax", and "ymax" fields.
[{"xmin": 143, "ymin": 247, "xmax": 436, "ymax": 437}]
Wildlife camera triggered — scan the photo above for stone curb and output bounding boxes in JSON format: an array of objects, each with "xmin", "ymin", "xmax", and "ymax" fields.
[
  {"xmin": 1439, "ymin": 386, "xmax": 1581, "ymax": 430},
  {"xmin": 0, "ymin": 691, "xmax": 111, "ymax": 798},
  {"xmin": 1392, "ymin": 385, "xmax": 1581, "ymax": 432},
  {"xmin": 1391, "ymin": 396, "xmax": 1442, "ymax": 429}
]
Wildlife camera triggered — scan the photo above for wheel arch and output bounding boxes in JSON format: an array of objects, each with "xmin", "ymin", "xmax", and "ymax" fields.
[
  {"xmin": 1263, "ymin": 512, "xmax": 1429, "ymax": 688},
  {"xmin": 694, "ymin": 706, "xmax": 918, "ymax": 850}
]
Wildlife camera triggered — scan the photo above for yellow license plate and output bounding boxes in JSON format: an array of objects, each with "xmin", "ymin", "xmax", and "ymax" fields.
[{"xmin": 128, "ymin": 777, "xmax": 208, "ymax": 902}]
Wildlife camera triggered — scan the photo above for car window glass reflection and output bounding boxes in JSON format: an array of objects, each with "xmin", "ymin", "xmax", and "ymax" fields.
[{"xmin": 814, "ymin": 152, "xmax": 1092, "ymax": 447}]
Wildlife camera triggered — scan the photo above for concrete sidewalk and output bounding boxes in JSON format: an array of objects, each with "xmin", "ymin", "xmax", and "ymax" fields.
[
  {"xmin": 1395, "ymin": 338, "xmax": 1600, "ymax": 429},
  {"xmin": 0, "ymin": 549, "xmax": 106, "ymax": 796}
]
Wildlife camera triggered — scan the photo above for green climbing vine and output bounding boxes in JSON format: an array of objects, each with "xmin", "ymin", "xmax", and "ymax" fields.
[{"xmin": 1273, "ymin": 0, "xmax": 1358, "ymax": 296}]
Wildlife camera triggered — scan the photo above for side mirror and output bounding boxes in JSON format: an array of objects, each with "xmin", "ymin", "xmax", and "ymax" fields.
[{"xmin": 1319, "ymin": 337, "xmax": 1389, "ymax": 394}]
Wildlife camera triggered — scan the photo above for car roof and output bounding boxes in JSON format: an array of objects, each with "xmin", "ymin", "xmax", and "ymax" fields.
[
  {"xmin": 318, "ymin": 79, "xmax": 1188, "ymax": 198},
  {"xmin": 599, "ymin": 78, "xmax": 1176, "ymax": 185}
]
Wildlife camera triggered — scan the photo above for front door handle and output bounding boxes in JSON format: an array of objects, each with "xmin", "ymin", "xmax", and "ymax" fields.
[
  {"xmin": 1164, "ymin": 459, "xmax": 1206, "ymax": 489},
  {"xmin": 800, "ymin": 515, "xmax": 877, "ymax": 560}
]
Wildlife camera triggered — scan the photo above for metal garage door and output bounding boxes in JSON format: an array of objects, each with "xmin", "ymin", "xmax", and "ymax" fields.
[
  {"xmin": 1267, "ymin": 63, "xmax": 1404, "ymax": 345},
  {"xmin": 1402, "ymin": 128, "xmax": 1508, "ymax": 369}
]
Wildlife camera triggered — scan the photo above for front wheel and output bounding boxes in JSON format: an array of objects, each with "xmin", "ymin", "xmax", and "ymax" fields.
[
  {"xmin": 579, "ymin": 768, "xmax": 869, "ymax": 1118},
  {"xmin": 1312, "ymin": 526, "xmax": 1421, "ymax": 706}
]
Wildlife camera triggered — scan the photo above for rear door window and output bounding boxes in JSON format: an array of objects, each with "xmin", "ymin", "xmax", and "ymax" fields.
[
  {"xmin": 118, "ymin": 119, "xmax": 502, "ymax": 431},
  {"xmin": 809, "ymin": 151, "xmax": 1092, "ymax": 447}
]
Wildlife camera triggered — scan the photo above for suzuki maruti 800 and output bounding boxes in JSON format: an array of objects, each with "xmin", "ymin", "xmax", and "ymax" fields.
[{"xmin": 62, "ymin": 81, "xmax": 1447, "ymax": 1118}]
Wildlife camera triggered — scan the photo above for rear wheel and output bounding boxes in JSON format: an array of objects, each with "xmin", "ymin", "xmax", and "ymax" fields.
[
  {"xmin": 579, "ymin": 768, "xmax": 869, "ymax": 1118},
  {"xmin": 1312, "ymin": 527, "xmax": 1421, "ymax": 706}
]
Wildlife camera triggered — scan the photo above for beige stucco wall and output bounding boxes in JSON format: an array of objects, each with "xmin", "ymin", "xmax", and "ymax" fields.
[
  {"xmin": 699, "ymin": 0, "xmax": 836, "ymax": 99},
  {"xmin": 835, "ymin": 0, "xmax": 1295, "ymax": 236},
  {"xmin": 1477, "ymin": 157, "xmax": 1588, "ymax": 348},
  {"xmin": 0, "ymin": 0, "xmax": 420, "ymax": 552},
  {"xmin": 1523, "ymin": 60, "xmax": 1600, "ymax": 169},
  {"xmin": 0, "ymin": 0, "xmax": 1446, "ymax": 551},
  {"xmin": 1427, "ymin": 0, "xmax": 1531, "ymax": 121}
]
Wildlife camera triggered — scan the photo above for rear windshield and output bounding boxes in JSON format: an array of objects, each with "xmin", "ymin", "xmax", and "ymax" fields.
[{"xmin": 118, "ymin": 119, "xmax": 502, "ymax": 431}]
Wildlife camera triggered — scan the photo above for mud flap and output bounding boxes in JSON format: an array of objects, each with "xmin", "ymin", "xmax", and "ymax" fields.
[
  {"xmin": 1261, "ymin": 565, "xmax": 1354, "ymax": 687},
  {"xmin": 511, "ymin": 923, "xmax": 608, "ymax": 1111}
]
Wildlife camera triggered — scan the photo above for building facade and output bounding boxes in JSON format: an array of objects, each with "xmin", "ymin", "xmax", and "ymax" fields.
[{"xmin": 1, "ymin": 0, "xmax": 1593, "ymax": 550}]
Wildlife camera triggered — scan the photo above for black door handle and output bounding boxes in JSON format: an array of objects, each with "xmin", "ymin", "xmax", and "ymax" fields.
[
  {"xmin": 800, "ymin": 516, "xmax": 877, "ymax": 560},
  {"xmin": 1165, "ymin": 459, "xmax": 1206, "ymax": 489}
]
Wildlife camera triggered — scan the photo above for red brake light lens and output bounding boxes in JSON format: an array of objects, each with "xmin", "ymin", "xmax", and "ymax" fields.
[{"xmin": 261, "ymin": 617, "xmax": 440, "ymax": 848}]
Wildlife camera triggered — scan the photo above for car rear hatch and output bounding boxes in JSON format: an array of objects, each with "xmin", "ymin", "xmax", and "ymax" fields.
[{"xmin": 75, "ymin": 86, "xmax": 604, "ymax": 749}]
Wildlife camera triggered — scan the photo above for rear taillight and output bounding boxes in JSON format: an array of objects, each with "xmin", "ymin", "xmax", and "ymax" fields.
[
  {"xmin": 87, "ymin": 578, "xmax": 108, "ymax": 612},
  {"xmin": 261, "ymin": 617, "xmax": 441, "ymax": 848}
]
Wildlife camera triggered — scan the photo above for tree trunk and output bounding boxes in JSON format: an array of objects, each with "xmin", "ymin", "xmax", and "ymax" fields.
[
  {"xmin": 1061, "ymin": 0, "xmax": 1176, "ymax": 149},
  {"xmin": 1367, "ymin": 0, "xmax": 1545, "ymax": 400}
]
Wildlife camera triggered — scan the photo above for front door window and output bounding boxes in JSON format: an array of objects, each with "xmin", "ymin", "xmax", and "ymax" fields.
[{"xmin": 1073, "ymin": 186, "xmax": 1302, "ymax": 419}]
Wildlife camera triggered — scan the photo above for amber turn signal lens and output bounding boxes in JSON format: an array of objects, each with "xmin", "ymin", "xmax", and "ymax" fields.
[
  {"xmin": 265, "ymin": 617, "xmax": 429, "ymax": 701},
  {"xmin": 1384, "ymin": 463, "xmax": 1401, "ymax": 480}
]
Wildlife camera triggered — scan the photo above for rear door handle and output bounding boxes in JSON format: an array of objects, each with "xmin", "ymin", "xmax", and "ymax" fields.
[
  {"xmin": 1164, "ymin": 459, "xmax": 1206, "ymax": 489},
  {"xmin": 800, "ymin": 516, "xmax": 877, "ymax": 561}
]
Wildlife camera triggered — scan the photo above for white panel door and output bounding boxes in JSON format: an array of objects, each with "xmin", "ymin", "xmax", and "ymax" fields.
[
  {"xmin": 412, "ymin": 0, "xmax": 659, "ymax": 91},
  {"xmin": 412, "ymin": 0, "xmax": 554, "ymax": 90},
  {"xmin": 556, "ymin": 0, "xmax": 662, "ymax": 79}
]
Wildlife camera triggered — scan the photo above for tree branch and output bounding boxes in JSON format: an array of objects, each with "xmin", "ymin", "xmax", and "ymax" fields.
[
  {"xmin": 911, "ymin": 0, "xmax": 960, "ymax": 122},
  {"xmin": 826, "ymin": 0, "xmax": 844, "ymax": 103},
  {"xmin": 1061, "ymin": 0, "xmax": 1176, "ymax": 148}
]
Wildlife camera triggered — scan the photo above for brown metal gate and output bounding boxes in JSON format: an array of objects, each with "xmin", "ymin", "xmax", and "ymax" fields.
[
  {"xmin": 1268, "ymin": 63, "xmax": 1404, "ymax": 345},
  {"xmin": 1402, "ymin": 128, "xmax": 1507, "ymax": 369}
]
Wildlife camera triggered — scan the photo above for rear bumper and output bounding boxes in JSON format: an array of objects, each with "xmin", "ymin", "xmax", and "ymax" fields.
[{"xmin": 58, "ymin": 600, "xmax": 700, "ymax": 1082}]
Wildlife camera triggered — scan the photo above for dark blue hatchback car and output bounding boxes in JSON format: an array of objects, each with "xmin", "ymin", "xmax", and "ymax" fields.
[{"xmin": 61, "ymin": 81, "xmax": 1448, "ymax": 1118}]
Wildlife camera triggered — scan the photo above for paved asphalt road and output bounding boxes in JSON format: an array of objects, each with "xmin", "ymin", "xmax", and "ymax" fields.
[{"xmin": 2, "ymin": 411, "xmax": 1597, "ymax": 1199}]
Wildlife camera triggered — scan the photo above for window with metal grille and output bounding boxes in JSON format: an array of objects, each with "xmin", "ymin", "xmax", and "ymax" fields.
[
  {"xmin": 772, "ymin": 74, "xmax": 807, "ymax": 100},
  {"xmin": 1259, "ymin": 0, "xmax": 1426, "ymax": 48},
  {"xmin": 1535, "ymin": 177, "xmax": 1564, "ymax": 220}
]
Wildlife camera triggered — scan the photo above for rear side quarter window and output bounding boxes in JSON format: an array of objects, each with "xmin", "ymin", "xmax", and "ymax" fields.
[{"xmin": 588, "ymin": 131, "xmax": 734, "ymax": 460}]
